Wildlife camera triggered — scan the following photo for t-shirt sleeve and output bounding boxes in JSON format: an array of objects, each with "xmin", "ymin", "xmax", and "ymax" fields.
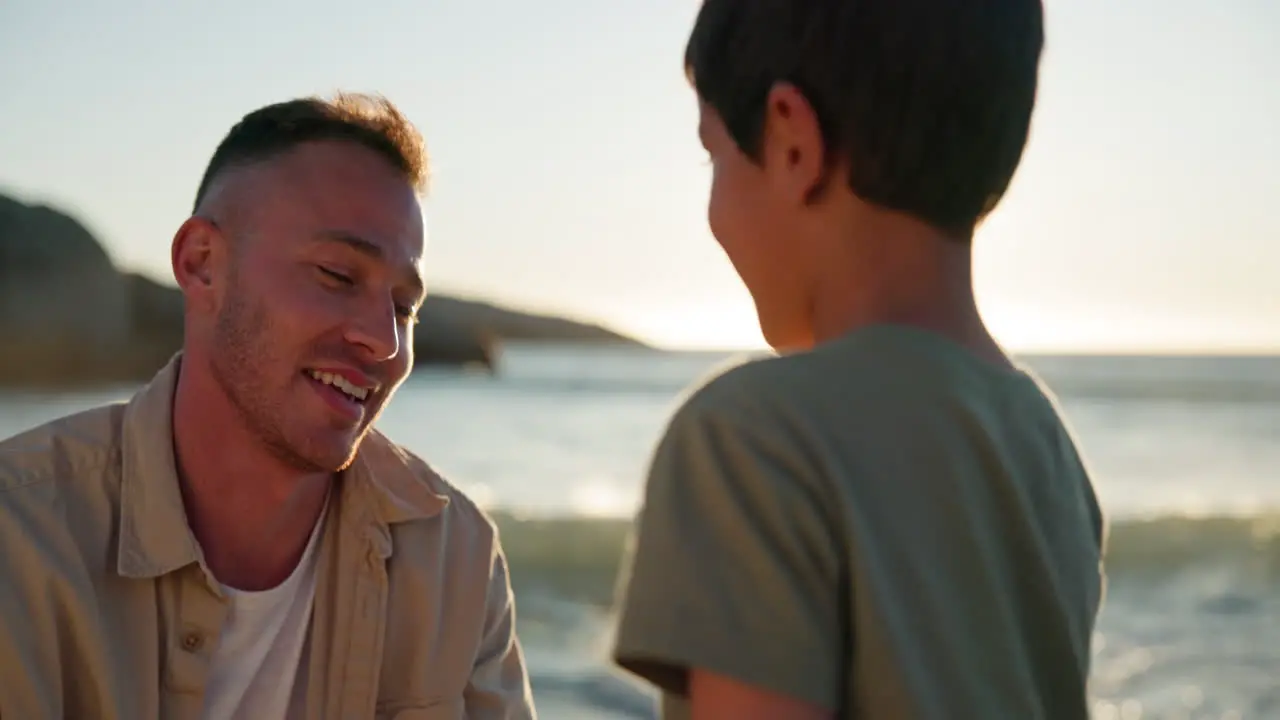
[{"xmin": 611, "ymin": 386, "xmax": 845, "ymax": 711}]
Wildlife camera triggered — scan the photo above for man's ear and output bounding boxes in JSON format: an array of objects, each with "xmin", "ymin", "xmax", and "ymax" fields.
[
  {"xmin": 761, "ymin": 81, "xmax": 829, "ymax": 205},
  {"xmin": 171, "ymin": 216, "xmax": 227, "ymax": 315}
]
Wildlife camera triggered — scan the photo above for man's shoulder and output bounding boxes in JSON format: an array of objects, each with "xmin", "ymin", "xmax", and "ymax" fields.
[
  {"xmin": 0, "ymin": 404, "xmax": 125, "ymax": 589},
  {"xmin": 0, "ymin": 402, "xmax": 127, "ymax": 495}
]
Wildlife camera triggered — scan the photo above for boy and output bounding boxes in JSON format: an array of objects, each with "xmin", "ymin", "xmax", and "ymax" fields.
[{"xmin": 611, "ymin": 2, "xmax": 1106, "ymax": 718}]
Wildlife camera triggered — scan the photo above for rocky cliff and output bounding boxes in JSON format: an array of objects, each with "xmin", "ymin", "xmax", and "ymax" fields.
[{"xmin": 0, "ymin": 192, "xmax": 639, "ymax": 388}]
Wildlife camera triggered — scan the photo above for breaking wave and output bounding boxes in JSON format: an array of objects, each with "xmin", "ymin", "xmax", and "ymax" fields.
[{"xmin": 493, "ymin": 511, "xmax": 1280, "ymax": 607}]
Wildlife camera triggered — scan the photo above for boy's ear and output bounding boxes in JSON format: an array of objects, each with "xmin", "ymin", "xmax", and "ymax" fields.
[{"xmin": 762, "ymin": 81, "xmax": 829, "ymax": 205}]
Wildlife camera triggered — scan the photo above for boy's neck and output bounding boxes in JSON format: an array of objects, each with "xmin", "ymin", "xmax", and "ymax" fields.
[{"xmin": 806, "ymin": 217, "xmax": 1011, "ymax": 368}]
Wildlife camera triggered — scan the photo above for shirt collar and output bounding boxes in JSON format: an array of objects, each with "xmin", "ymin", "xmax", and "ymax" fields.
[
  {"xmin": 116, "ymin": 354, "xmax": 450, "ymax": 579},
  {"xmin": 116, "ymin": 354, "xmax": 200, "ymax": 579}
]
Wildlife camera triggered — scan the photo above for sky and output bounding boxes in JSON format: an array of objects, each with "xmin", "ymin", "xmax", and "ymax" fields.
[{"xmin": 1, "ymin": 0, "xmax": 1277, "ymax": 352}]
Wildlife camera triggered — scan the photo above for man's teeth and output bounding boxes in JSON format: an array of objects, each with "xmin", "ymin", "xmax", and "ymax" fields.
[{"xmin": 307, "ymin": 370, "xmax": 371, "ymax": 401}]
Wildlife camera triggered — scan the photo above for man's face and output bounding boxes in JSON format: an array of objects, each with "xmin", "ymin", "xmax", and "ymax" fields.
[
  {"xmin": 699, "ymin": 98, "xmax": 818, "ymax": 351},
  {"xmin": 204, "ymin": 140, "xmax": 425, "ymax": 473}
]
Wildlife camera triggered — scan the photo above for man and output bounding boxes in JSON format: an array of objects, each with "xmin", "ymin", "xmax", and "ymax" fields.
[
  {"xmin": 612, "ymin": 2, "xmax": 1106, "ymax": 719},
  {"xmin": 0, "ymin": 93, "xmax": 535, "ymax": 719}
]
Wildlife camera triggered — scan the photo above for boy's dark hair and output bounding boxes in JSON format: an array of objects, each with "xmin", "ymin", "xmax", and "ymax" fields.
[
  {"xmin": 192, "ymin": 92, "xmax": 428, "ymax": 212},
  {"xmin": 685, "ymin": 0, "xmax": 1044, "ymax": 237}
]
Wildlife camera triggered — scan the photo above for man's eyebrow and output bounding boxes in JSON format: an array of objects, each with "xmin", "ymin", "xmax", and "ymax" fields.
[
  {"xmin": 314, "ymin": 231, "xmax": 425, "ymax": 296},
  {"xmin": 315, "ymin": 230, "xmax": 384, "ymax": 258}
]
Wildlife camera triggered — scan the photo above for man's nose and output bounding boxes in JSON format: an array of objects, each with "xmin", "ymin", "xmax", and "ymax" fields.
[{"xmin": 345, "ymin": 296, "xmax": 401, "ymax": 362}]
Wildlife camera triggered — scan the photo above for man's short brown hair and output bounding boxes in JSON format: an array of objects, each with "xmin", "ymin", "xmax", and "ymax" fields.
[
  {"xmin": 192, "ymin": 92, "xmax": 428, "ymax": 212},
  {"xmin": 685, "ymin": 0, "xmax": 1044, "ymax": 237}
]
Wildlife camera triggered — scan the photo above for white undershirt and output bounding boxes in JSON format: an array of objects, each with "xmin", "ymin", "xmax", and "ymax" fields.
[{"xmin": 200, "ymin": 495, "xmax": 329, "ymax": 720}]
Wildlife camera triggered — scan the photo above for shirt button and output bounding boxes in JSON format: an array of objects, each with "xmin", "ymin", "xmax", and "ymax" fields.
[{"xmin": 181, "ymin": 631, "xmax": 205, "ymax": 652}]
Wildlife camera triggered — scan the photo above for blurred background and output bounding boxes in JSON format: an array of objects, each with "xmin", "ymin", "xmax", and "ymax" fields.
[{"xmin": 2, "ymin": 1, "xmax": 1277, "ymax": 718}]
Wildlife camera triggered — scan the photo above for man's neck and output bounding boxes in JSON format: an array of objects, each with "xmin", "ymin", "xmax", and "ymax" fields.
[
  {"xmin": 807, "ymin": 217, "xmax": 1011, "ymax": 369},
  {"xmin": 172, "ymin": 355, "xmax": 332, "ymax": 591}
]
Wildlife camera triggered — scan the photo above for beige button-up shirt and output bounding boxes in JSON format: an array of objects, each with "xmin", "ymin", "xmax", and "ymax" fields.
[{"xmin": 0, "ymin": 358, "xmax": 536, "ymax": 719}]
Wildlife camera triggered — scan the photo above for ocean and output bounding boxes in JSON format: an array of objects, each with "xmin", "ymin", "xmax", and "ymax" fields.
[{"xmin": 1, "ymin": 344, "xmax": 1277, "ymax": 719}]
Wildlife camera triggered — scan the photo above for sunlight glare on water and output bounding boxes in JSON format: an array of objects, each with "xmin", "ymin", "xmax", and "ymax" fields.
[{"xmin": 569, "ymin": 479, "xmax": 636, "ymax": 518}]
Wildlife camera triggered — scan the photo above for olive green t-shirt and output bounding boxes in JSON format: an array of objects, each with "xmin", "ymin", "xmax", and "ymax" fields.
[{"xmin": 612, "ymin": 326, "xmax": 1106, "ymax": 719}]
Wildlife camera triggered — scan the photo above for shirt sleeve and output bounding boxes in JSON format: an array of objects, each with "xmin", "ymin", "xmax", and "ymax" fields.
[
  {"xmin": 464, "ymin": 536, "xmax": 537, "ymax": 719},
  {"xmin": 611, "ymin": 387, "xmax": 845, "ymax": 712}
]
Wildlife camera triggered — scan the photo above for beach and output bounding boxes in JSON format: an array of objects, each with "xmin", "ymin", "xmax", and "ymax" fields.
[{"xmin": 2, "ymin": 343, "xmax": 1277, "ymax": 718}]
